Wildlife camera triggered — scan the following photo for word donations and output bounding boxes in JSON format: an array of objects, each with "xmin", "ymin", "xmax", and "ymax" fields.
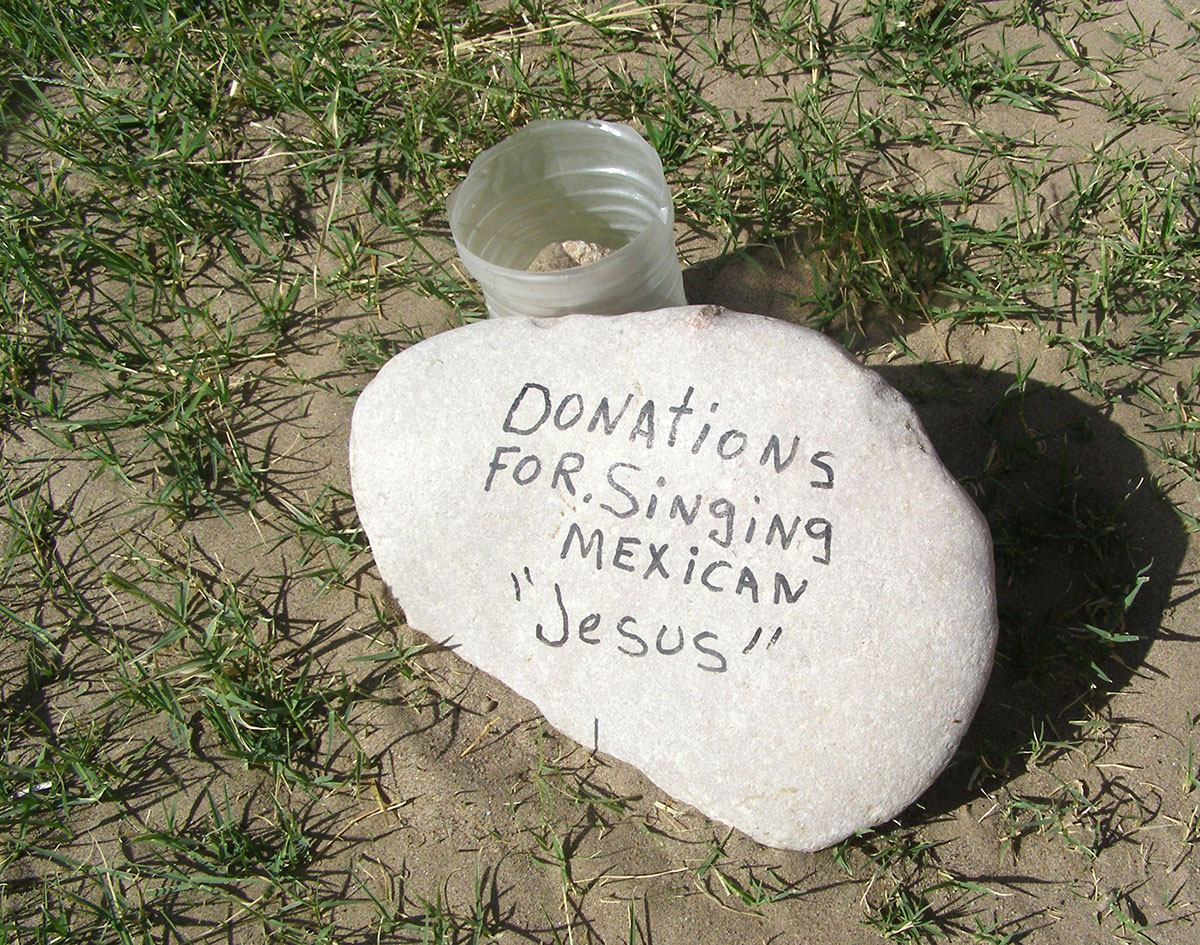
[{"xmin": 349, "ymin": 305, "xmax": 997, "ymax": 852}]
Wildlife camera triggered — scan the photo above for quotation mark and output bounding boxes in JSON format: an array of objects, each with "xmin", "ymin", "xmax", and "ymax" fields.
[
  {"xmin": 742, "ymin": 626, "xmax": 782, "ymax": 654},
  {"xmin": 511, "ymin": 567, "xmax": 534, "ymax": 602}
]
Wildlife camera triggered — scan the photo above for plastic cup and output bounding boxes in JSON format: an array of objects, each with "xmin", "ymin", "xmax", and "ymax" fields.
[{"xmin": 447, "ymin": 119, "xmax": 687, "ymax": 318}]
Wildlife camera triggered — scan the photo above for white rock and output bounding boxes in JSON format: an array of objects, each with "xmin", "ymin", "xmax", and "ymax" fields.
[
  {"xmin": 349, "ymin": 306, "xmax": 997, "ymax": 851},
  {"xmin": 527, "ymin": 240, "xmax": 614, "ymax": 271}
]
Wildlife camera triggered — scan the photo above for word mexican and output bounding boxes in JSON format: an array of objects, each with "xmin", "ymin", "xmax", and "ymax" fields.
[
  {"xmin": 559, "ymin": 524, "xmax": 816, "ymax": 605},
  {"xmin": 500, "ymin": 381, "xmax": 835, "ymax": 477}
]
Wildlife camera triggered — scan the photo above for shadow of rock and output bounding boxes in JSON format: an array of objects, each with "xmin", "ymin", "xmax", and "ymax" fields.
[
  {"xmin": 872, "ymin": 360, "xmax": 1187, "ymax": 819},
  {"xmin": 683, "ymin": 236, "xmax": 816, "ymax": 324},
  {"xmin": 684, "ymin": 229, "xmax": 1187, "ymax": 819}
]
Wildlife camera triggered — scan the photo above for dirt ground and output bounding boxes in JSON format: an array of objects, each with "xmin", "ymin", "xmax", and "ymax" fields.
[{"xmin": 5, "ymin": 2, "xmax": 1200, "ymax": 943}]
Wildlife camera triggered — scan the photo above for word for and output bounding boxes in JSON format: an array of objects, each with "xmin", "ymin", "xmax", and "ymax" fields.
[
  {"xmin": 559, "ymin": 523, "xmax": 818, "ymax": 605},
  {"xmin": 500, "ymin": 381, "xmax": 836, "ymax": 477}
]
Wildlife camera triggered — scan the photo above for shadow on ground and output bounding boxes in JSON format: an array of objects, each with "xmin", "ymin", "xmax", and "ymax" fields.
[
  {"xmin": 682, "ymin": 216, "xmax": 959, "ymax": 349},
  {"xmin": 877, "ymin": 361, "xmax": 1188, "ymax": 821},
  {"xmin": 686, "ymin": 238, "xmax": 1188, "ymax": 819}
]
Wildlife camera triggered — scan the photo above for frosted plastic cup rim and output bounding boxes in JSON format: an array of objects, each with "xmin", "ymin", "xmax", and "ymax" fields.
[
  {"xmin": 447, "ymin": 119, "xmax": 674, "ymax": 284},
  {"xmin": 452, "ymin": 117, "xmax": 665, "ymax": 185}
]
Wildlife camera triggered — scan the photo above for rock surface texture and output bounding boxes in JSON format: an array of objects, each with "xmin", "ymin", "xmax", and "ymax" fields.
[{"xmin": 349, "ymin": 306, "xmax": 997, "ymax": 851}]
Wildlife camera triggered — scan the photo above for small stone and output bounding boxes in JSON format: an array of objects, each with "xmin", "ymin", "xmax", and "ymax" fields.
[
  {"xmin": 349, "ymin": 306, "xmax": 997, "ymax": 851},
  {"xmin": 527, "ymin": 240, "xmax": 614, "ymax": 271}
]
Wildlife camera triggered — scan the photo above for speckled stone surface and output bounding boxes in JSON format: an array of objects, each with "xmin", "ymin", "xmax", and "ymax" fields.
[
  {"xmin": 527, "ymin": 240, "xmax": 614, "ymax": 271},
  {"xmin": 349, "ymin": 305, "xmax": 997, "ymax": 851}
]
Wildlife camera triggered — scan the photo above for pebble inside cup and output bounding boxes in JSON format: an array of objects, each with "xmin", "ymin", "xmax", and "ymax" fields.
[{"xmin": 447, "ymin": 120, "xmax": 687, "ymax": 318}]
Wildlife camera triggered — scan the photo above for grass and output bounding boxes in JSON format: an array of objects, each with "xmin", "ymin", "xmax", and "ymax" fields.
[{"xmin": 2, "ymin": 0, "xmax": 1200, "ymax": 942}]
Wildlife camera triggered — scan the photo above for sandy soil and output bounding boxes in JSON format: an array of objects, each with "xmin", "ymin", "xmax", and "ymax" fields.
[{"xmin": 5, "ymin": 3, "xmax": 1200, "ymax": 944}]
